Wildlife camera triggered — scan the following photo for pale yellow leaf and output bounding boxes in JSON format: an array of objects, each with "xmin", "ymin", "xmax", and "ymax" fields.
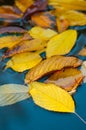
[
  {"xmin": 6, "ymin": 52, "xmax": 42, "ymax": 72},
  {"xmin": 29, "ymin": 82, "xmax": 75, "ymax": 113},
  {"xmin": 0, "ymin": 84, "xmax": 29, "ymax": 106},
  {"xmin": 46, "ymin": 30, "xmax": 77, "ymax": 58},
  {"xmin": 29, "ymin": 26, "xmax": 57, "ymax": 41}
]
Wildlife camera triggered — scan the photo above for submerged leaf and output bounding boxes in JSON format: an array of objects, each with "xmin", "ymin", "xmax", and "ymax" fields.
[
  {"xmin": 29, "ymin": 82, "xmax": 75, "ymax": 112},
  {"xmin": 25, "ymin": 56, "xmax": 82, "ymax": 83},
  {"xmin": 6, "ymin": 52, "xmax": 42, "ymax": 72},
  {"xmin": 29, "ymin": 26, "xmax": 57, "ymax": 41},
  {"xmin": 46, "ymin": 30, "xmax": 77, "ymax": 57},
  {"xmin": 45, "ymin": 68, "xmax": 83, "ymax": 92},
  {"xmin": 0, "ymin": 84, "xmax": 29, "ymax": 106}
]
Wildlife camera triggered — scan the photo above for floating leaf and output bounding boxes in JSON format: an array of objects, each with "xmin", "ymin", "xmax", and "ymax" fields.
[
  {"xmin": 29, "ymin": 26, "xmax": 57, "ymax": 41},
  {"xmin": 6, "ymin": 52, "xmax": 42, "ymax": 72},
  {"xmin": 25, "ymin": 56, "xmax": 82, "ymax": 83},
  {"xmin": 3, "ymin": 39, "xmax": 46, "ymax": 58},
  {"xmin": 46, "ymin": 30, "xmax": 77, "ymax": 57},
  {"xmin": 0, "ymin": 84, "xmax": 29, "ymax": 106},
  {"xmin": 29, "ymin": 82, "xmax": 75, "ymax": 112},
  {"xmin": 45, "ymin": 68, "xmax": 83, "ymax": 92},
  {"xmin": 31, "ymin": 12, "xmax": 56, "ymax": 29}
]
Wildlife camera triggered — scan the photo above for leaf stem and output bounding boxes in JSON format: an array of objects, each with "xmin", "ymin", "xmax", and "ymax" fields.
[{"xmin": 74, "ymin": 112, "xmax": 86, "ymax": 125}]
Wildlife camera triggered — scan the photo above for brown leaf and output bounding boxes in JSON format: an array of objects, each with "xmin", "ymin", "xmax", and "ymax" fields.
[
  {"xmin": 0, "ymin": 26, "xmax": 26, "ymax": 34},
  {"xmin": 78, "ymin": 47, "xmax": 86, "ymax": 56},
  {"xmin": 0, "ymin": 33, "xmax": 31, "ymax": 49},
  {"xmin": 25, "ymin": 56, "xmax": 82, "ymax": 83},
  {"xmin": 45, "ymin": 68, "xmax": 83, "ymax": 92},
  {"xmin": 3, "ymin": 39, "xmax": 47, "ymax": 58},
  {"xmin": 31, "ymin": 12, "xmax": 56, "ymax": 29}
]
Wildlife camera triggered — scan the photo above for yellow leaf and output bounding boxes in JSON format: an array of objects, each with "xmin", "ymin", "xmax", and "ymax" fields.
[
  {"xmin": 15, "ymin": 0, "xmax": 34, "ymax": 12},
  {"xmin": 0, "ymin": 33, "xmax": 30, "ymax": 49},
  {"xmin": 56, "ymin": 9, "xmax": 86, "ymax": 26},
  {"xmin": 3, "ymin": 39, "xmax": 47, "ymax": 58},
  {"xmin": 29, "ymin": 82, "xmax": 75, "ymax": 113},
  {"xmin": 29, "ymin": 26, "xmax": 57, "ymax": 41},
  {"xmin": 6, "ymin": 52, "xmax": 42, "ymax": 72},
  {"xmin": 48, "ymin": 0, "xmax": 86, "ymax": 11},
  {"xmin": 25, "ymin": 56, "xmax": 82, "ymax": 83},
  {"xmin": 46, "ymin": 30, "xmax": 77, "ymax": 58}
]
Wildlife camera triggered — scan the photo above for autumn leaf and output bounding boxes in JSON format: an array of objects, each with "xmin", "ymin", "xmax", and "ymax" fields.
[
  {"xmin": 3, "ymin": 39, "xmax": 47, "ymax": 58},
  {"xmin": 46, "ymin": 30, "xmax": 77, "ymax": 58},
  {"xmin": 49, "ymin": 0, "xmax": 86, "ymax": 11},
  {"xmin": 29, "ymin": 26, "xmax": 57, "ymax": 41},
  {"xmin": 78, "ymin": 47, "xmax": 86, "ymax": 56},
  {"xmin": 0, "ymin": 84, "xmax": 30, "ymax": 106},
  {"xmin": 55, "ymin": 9, "xmax": 86, "ymax": 27},
  {"xmin": 80, "ymin": 61, "xmax": 86, "ymax": 83},
  {"xmin": 29, "ymin": 82, "xmax": 75, "ymax": 112},
  {"xmin": 15, "ymin": 0, "xmax": 34, "ymax": 12},
  {"xmin": 0, "ymin": 33, "xmax": 31, "ymax": 49},
  {"xmin": 31, "ymin": 12, "xmax": 56, "ymax": 29},
  {"xmin": 6, "ymin": 52, "xmax": 42, "ymax": 72},
  {"xmin": 45, "ymin": 68, "xmax": 83, "ymax": 92},
  {"xmin": 0, "ymin": 26, "xmax": 26, "ymax": 35},
  {"xmin": 25, "ymin": 56, "xmax": 82, "ymax": 83}
]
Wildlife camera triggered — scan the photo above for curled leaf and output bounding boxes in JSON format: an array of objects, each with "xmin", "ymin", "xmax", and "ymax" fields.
[
  {"xmin": 45, "ymin": 68, "xmax": 83, "ymax": 92},
  {"xmin": 29, "ymin": 26, "xmax": 57, "ymax": 41},
  {"xmin": 29, "ymin": 82, "xmax": 75, "ymax": 113},
  {"xmin": 6, "ymin": 52, "xmax": 42, "ymax": 72},
  {"xmin": 25, "ymin": 56, "xmax": 82, "ymax": 83},
  {"xmin": 46, "ymin": 29, "xmax": 77, "ymax": 57},
  {"xmin": 3, "ymin": 39, "xmax": 47, "ymax": 58},
  {"xmin": 0, "ymin": 84, "xmax": 29, "ymax": 106}
]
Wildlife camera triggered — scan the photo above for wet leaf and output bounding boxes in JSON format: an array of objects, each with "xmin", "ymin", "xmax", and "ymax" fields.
[
  {"xmin": 46, "ymin": 30, "xmax": 77, "ymax": 58},
  {"xmin": 31, "ymin": 12, "xmax": 56, "ymax": 29},
  {"xmin": 3, "ymin": 39, "xmax": 47, "ymax": 58},
  {"xmin": 0, "ymin": 84, "xmax": 29, "ymax": 106},
  {"xmin": 29, "ymin": 26, "xmax": 57, "ymax": 41},
  {"xmin": 6, "ymin": 52, "xmax": 42, "ymax": 72},
  {"xmin": 29, "ymin": 82, "xmax": 75, "ymax": 112},
  {"xmin": 45, "ymin": 68, "xmax": 83, "ymax": 92},
  {"xmin": 25, "ymin": 56, "xmax": 82, "ymax": 83}
]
